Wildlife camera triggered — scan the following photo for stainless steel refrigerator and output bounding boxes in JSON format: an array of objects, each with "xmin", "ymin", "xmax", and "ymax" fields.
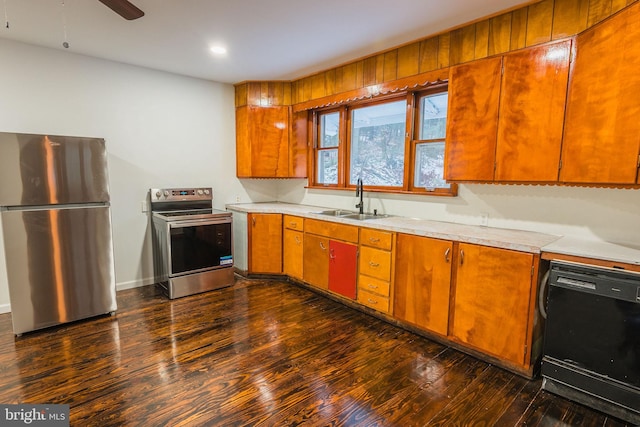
[{"xmin": 0, "ymin": 132, "xmax": 117, "ymax": 335}]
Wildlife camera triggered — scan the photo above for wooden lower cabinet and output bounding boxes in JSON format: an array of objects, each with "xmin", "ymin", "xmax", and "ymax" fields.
[
  {"xmin": 393, "ymin": 234, "xmax": 453, "ymax": 336},
  {"xmin": 303, "ymin": 233, "xmax": 329, "ymax": 289},
  {"xmin": 248, "ymin": 213, "xmax": 282, "ymax": 274},
  {"xmin": 303, "ymin": 219, "xmax": 359, "ymax": 297},
  {"xmin": 450, "ymin": 243, "xmax": 535, "ymax": 367},
  {"xmin": 357, "ymin": 228, "xmax": 395, "ymax": 314},
  {"xmin": 283, "ymin": 228, "xmax": 303, "ymax": 280}
]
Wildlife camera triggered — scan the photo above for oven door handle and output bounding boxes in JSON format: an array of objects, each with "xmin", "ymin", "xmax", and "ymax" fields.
[{"xmin": 169, "ymin": 218, "xmax": 232, "ymax": 228}]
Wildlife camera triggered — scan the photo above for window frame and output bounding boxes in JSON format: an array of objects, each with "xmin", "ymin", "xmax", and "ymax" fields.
[
  {"xmin": 409, "ymin": 87, "xmax": 454, "ymax": 195},
  {"xmin": 308, "ymin": 85, "xmax": 457, "ymax": 197}
]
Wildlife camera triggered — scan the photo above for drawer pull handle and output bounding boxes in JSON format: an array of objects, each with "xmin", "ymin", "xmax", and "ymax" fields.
[
  {"xmin": 460, "ymin": 249, "xmax": 464, "ymax": 265},
  {"xmin": 367, "ymin": 298, "xmax": 377, "ymax": 304},
  {"xmin": 290, "ymin": 222, "xmax": 297, "ymax": 227},
  {"xmin": 329, "ymin": 249, "xmax": 335, "ymax": 259},
  {"xmin": 369, "ymin": 261, "xmax": 380, "ymax": 267},
  {"xmin": 444, "ymin": 247, "xmax": 451, "ymax": 262},
  {"xmin": 369, "ymin": 237, "xmax": 380, "ymax": 243},
  {"xmin": 367, "ymin": 283, "xmax": 378, "ymax": 290},
  {"xmin": 320, "ymin": 242, "xmax": 326, "ymax": 250},
  {"xmin": 295, "ymin": 236, "xmax": 301, "ymax": 244}
]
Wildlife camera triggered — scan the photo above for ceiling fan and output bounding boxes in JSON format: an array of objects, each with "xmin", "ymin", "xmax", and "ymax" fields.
[{"xmin": 98, "ymin": 0, "xmax": 144, "ymax": 20}]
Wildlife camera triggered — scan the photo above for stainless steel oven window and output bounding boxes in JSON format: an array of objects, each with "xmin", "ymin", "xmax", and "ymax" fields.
[{"xmin": 168, "ymin": 219, "xmax": 232, "ymax": 276}]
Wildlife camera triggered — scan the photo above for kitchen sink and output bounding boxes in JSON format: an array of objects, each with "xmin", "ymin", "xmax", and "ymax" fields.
[
  {"xmin": 315, "ymin": 209, "xmax": 358, "ymax": 217},
  {"xmin": 341, "ymin": 213, "xmax": 392, "ymax": 221}
]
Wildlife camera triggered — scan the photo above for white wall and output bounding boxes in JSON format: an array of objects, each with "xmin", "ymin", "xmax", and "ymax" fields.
[
  {"xmin": 277, "ymin": 178, "xmax": 640, "ymax": 247},
  {"xmin": 0, "ymin": 39, "xmax": 277, "ymax": 312}
]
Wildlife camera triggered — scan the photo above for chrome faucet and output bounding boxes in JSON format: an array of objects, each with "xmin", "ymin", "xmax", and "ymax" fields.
[{"xmin": 355, "ymin": 178, "xmax": 364, "ymax": 214}]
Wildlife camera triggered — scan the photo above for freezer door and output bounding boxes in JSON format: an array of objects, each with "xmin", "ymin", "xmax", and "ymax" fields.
[
  {"xmin": 0, "ymin": 132, "xmax": 110, "ymax": 206},
  {"xmin": 1, "ymin": 205, "xmax": 117, "ymax": 335}
]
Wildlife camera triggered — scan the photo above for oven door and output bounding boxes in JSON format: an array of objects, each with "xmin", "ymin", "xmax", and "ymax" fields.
[{"xmin": 168, "ymin": 217, "xmax": 233, "ymax": 277}]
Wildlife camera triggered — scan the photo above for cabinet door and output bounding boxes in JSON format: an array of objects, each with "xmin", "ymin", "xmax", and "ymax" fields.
[
  {"xmin": 394, "ymin": 234, "xmax": 453, "ymax": 336},
  {"xmin": 283, "ymin": 229, "xmax": 303, "ymax": 280},
  {"xmin": 452, "ymin": 243, "xmax": 534, "ymax": 366},
  {"xmin": 303, "ymin": 233, "xmax": 329, "ymax": 289},
  {"xmin": 289, "ymin": 110, "xmax": 308, "ymax": 178},
  {"xmin": 236, "ymin": 105, "xmax": 289, "ymax": 178},
  {"xmin": 328, "ymin": 240, "xmax": 357, "ymax": 299},
  {"xmin": 495, "ymin": 40, "xmax": 571, "ymax": 182},
  {"xmin": 248, "ymin": 213, "xmax": 282, "ymax": 274},
  {"xmin": 445, "ymin": 56, "xmax": 502, "ymax": 181},
  {"xmin": 561, "ymin": 2, "xmax": 640, "ymax": 184}
]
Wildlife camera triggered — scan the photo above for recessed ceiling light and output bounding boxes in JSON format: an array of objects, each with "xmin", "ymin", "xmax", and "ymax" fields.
[{"xmin": 210, "ymin": 46, "xmax": 227, "ymax": 55}]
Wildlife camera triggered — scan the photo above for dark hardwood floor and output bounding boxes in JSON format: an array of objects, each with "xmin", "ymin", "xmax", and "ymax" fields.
[{"xmin": 0, "ymin": 278, "xmax": 632, "ymax": 426}]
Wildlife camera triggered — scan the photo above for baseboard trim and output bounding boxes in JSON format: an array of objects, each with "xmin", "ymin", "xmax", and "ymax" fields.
[
  {"xmin": 116, "ymin": 277, "xmax": 157, "ymax": 291},
  {"xmin": 0, "ymin": 303, "xmax": 10, "ymax": 315}
]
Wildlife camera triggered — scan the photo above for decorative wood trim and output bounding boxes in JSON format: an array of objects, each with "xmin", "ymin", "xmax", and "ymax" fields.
[{"xmin": 292, "ymin": 69, "xmax": 448, "ymax": 112}]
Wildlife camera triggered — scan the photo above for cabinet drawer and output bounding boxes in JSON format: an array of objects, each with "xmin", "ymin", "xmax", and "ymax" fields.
[
  {"xmin": 359, "ymin": 246, "xmax": 392, "ymax": 281},
  {"xmin": 360, "ymin": 228, "xmax": 393, "ymax": 250},
  {"xmin": 357, "ymin": 289, "xmax": 390, "ymax": 313},
  {"xmin": 358, "ymin": 274, "xmax": 390, "ymax": 297},
  {"xmin": 305, "ymin": 219, "xmax": 358, "ymax": 243},
  {"xmin": 284, "ymin": 215, "xmax": 304, "ymax": 231}
]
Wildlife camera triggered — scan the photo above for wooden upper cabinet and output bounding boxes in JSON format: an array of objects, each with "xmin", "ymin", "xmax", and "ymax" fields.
[
  {"xmin": 289, "ymin": 110, "xmax": 308, "ymax": 178},
  {"xmin": 236, "ymin": 105, "xmax": 289, "ymax": 178},
  {"xmin": 495, "ymin": 40, "xmax": 571, "ymax": 182},
  {"xmin": 561, "ymin": 2, "xmax": 640, "ymax": 185},
  {"xmin": 445, "ymin": 56, "xmax": 502, "ymax": 182}
]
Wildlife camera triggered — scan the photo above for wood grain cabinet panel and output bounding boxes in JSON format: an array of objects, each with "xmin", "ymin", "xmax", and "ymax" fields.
[
  {"xmin": 445, "ymin": 56, "xmax": 502, "ymax": 181},
  {"xmin": 495, "ymin": 40, "xmax": 571, "ymax": 182},
  {"xmin": 359, "ymin": 246, "xmax": 392, "ymax": 282},
  {"xmin": 451, "ymin": 243, "xmax": 534, "ymax": 366},
  {"xmin": 236, "ymin": 106, "xmax": 289, "ymax": 178},
  {"xmin": 560, "ymin": 2, "xmax": 640, "ymax": 185},
  {"xmin": 394, "ymin": 234, "xmax": 453, "ymax": 336},
  {"xmin": 303, "ymin": 233, "xmax": 329, "ymax": 289},
  {"xmin": 283, "ymin": 228, "xmax": 303, "ymax": 281},
  {"xmin": 248, "ymin": 213, "xmax": 283, "ymax": 274}
]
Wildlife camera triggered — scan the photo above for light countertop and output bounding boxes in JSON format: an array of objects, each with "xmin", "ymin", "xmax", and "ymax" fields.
[{"xmin": 226, "ymin": 202, "xmax": 561, "ymax": 254}]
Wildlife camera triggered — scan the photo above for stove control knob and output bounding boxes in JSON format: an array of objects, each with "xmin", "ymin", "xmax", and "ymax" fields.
[
  {"xmin": 204, "ymin": 189, "xmax": 210, "ymax": 195},
  {"xmin": 163, "ymin": 190, "xmax": 169, "ymax": 197},
  {"xmin": 155, "ymin": 191, "xmax": 161, "ymax": 199},
  {"xmin": 197, "ymin": 189, "xmax": 203, "ymax": 195}
]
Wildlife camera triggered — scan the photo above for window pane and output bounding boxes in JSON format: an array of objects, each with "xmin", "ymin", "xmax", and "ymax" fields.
[
  {"xmin": 320, "ymin": 112, "xmax": 340, "ymax": 148},
  {"xmin": 317, "ymin": 149, "xmax": 338, "ymax": 184},
  {"xmin": 349, "ymin": 100, "xmax": 406, "ymax": 186},
  {"xmin": 419, "ymin": 93, "xmax": 448, "ymax": 140},
  {"xmin": 414, "ymin": 142, "xmax": 450, "ymax": 189}
]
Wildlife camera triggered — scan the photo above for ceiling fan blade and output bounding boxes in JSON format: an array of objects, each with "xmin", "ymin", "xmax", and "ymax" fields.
[{"xmin": 98, "ymin": 0, "xmax": 144, "ymax": 20}]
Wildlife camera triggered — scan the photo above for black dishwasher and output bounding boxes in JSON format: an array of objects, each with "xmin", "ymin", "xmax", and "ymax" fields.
[{"xmin": 541, "ymin": 261, "xmax": 640, "ymax": 424}]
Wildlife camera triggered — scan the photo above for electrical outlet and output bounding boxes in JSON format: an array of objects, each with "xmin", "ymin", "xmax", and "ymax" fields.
[
  {"xmin": 480, "ymin": 212, "xmax": 489, "ymax": 226},
  {"xmin": 235, "ymin": 195, "xmax": 241, "ymax": 203},
  {"xmin": 141, "ymin": 200, "xmax": 148, "ymax": 213}
]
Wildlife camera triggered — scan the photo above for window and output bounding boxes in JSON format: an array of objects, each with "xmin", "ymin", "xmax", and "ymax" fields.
[
  {"xmin": 310, "ymin": 86, "xmax": 456, "ymax": 196},
  {"xmin": 349, "ymin": 100, "xmax": 407, "ymax": 187},
  {"xmin": 411, "ymin": 91, "xmax": 451, "ymax": 193},
  {"xmin": 316, "ymin": 110, "xmax": 341, "ymax": 185}
]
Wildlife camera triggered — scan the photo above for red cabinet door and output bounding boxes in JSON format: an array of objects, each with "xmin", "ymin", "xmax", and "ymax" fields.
[{"xmin": 328, "ymin": 240, "xmax": 357, "ymax": 299}]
